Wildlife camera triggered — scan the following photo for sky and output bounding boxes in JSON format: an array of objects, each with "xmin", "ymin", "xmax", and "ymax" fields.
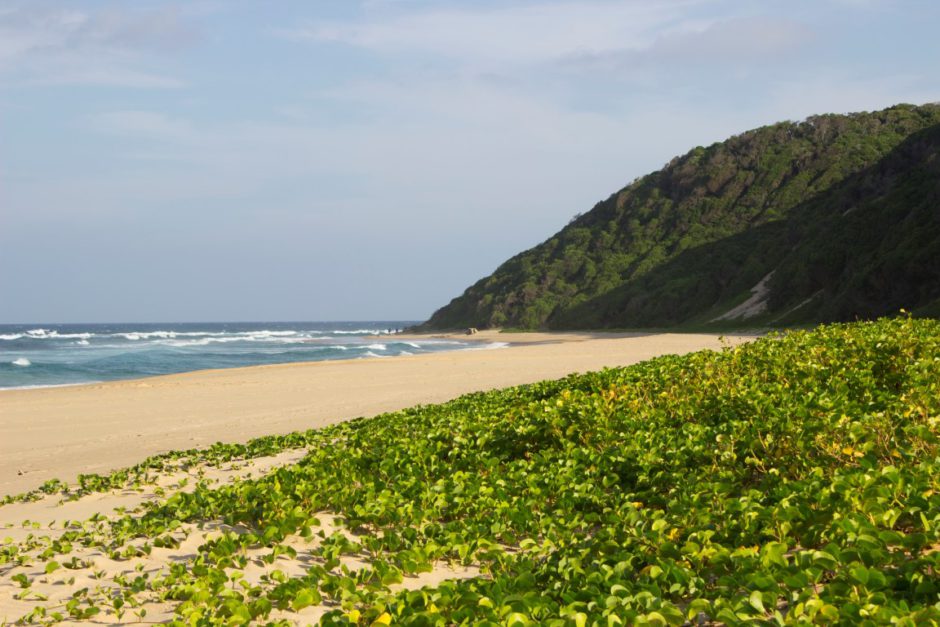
[{"xmin": 1, "ymin": 0, "xmax": 939, "ymax": 323}]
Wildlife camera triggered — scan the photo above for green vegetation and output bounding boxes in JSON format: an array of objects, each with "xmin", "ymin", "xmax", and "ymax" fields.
[
  {"xmin": 419, "ymin": 103, "xmax": 940, "ymax": 330},
  {"xmin": 3, "ymin": 317, "xmax": 939, "ymax": 624},
  {"xmin": 1, "ymin": 433, "xmax": 316, "ymax": 506}
]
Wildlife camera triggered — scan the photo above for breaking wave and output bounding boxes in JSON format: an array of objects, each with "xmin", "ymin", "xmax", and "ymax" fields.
[{"xmin": 0, "ymin": 321, "xmax": 464, "ymax": 388}]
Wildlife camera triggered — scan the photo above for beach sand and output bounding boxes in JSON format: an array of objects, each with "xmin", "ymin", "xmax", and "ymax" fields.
[
  {"xmin": 0, "ymin": 331, "xmax": 753, "ymax": 497},
  {"xmin": 0, "ymin": 330, "xmax": 757, "ymax": 623}
]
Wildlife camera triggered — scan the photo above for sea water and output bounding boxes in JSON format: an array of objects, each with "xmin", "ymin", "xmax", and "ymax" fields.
[{"xmin": 0, "ymin": 322, "xmax": 501, "ymax": 389}]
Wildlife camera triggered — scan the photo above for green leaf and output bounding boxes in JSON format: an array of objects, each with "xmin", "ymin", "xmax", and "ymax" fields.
[
  {"xmin": 849, "ymin": 565, "xmax": 869, "ymax": 585},
  {"xmin": 291, "ymin": 588, "xmax": 321, "ymax": 611},
  {"xmin": 748, "ymin": 591, "xmax": 765, "ymax": 613},
  {"xmin": 760, "ymin": 542, "xmax": 788, "ymax": 568}
]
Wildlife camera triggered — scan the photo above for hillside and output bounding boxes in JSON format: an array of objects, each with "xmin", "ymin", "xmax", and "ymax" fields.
[
  {"xmin": 420, "ymin": 103, "xmax": 940, "ymax": 330},
  {"xmin": 2, "ymin": 317, "xmax": 938, "ymax": 624}
]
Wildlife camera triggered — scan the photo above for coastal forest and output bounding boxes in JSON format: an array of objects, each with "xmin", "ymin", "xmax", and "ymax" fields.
[{"xmin": 419, "ymin": 104, "xmax": 940, "ymax": 330}]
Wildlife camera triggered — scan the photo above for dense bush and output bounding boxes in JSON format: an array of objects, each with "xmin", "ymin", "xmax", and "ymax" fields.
[{"xmin": 420, "ymin": 104, "xmax": 940, "ymax": 330}]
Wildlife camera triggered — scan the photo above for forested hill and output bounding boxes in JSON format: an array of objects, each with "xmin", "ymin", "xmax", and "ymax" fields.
[{"xmin": 420, "ymin": 103, "xmax": 940, "ymax": 330}]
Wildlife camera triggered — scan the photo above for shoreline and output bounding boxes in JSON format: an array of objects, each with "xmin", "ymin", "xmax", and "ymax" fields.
[
  {"xmin": 0, "ymin": 329, "xmax": 659, "ymax": 393},
  {"xmin": 0, "ymin": 333, "xmax": 498, "ymax": 393},
  {"xmin": 0, "ymin": 332, "xmax": 753, "ymax": 497}
]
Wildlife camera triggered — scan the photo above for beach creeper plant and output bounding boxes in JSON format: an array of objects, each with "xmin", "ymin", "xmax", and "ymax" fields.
[
  {"xmin": 2, "ymin": 316, "xmax": 939, "ymax": 625},
  {"xmin": 1, "ymin": 431, "xmax": 319, "ymax": 506}
]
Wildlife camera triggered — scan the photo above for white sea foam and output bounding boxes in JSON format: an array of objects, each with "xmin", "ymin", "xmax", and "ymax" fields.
[
  {"xmin": 464, "ymin": 342, "xmax": 510, "ymax": 351},
  {"xmin": 0, "ymin": 326, "xmax": 438, "ymax": 385},
  {"xmin": 410, "ymin": 339, "xmax": 467, "ymax": 346},
  {"xmin": 143, "ymin": 331, "xmax": 309, "ymax": 346},
  {"xmin": 118, "ymin": 331, "xmax": 208, "ymax": 340},
  {"xmin": 159, "ymin": 335, "xmax": 295, "ymax": 348},
  {"xmin": 156, "ymin": 339, "xmax": 196, "ymax": 347},
  {"xmin": 246, "ymin": 333, "xmax": 302, "ymax": 343},
  {"xmin": 115, "ymin": 331, "xmax": 224, "ymax": 339},
  {"xmin": 160, "ymin": 338, "xmax": 215, "ymax": 347},
  {"xmin": 23, "ymin": 329, "xmax": 89, "ymax": 339},
  {"xmin": 0, "ymin": 381, "xmax": 99, "ymax": 391},
  {"xmin": 5, "ymin": 330, "xmax": 93, "ymax": 340},
  {"xmin": 128, "ymin": 331, "xmax": 175, "ymax": 339}
]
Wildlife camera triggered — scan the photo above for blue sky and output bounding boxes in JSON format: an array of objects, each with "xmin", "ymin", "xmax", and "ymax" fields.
[{"xmin": 1, "ymin": 0, "xmax": 939, "ymax": 323}]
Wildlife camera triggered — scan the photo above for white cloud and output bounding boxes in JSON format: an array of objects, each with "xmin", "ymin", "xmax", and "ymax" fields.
[
  {"xmin": 286, "ymin": 1, "xmax": 703, "ymax": 66},
  {"xmin": 88, "ymin": 110, "xmax": 193, "ymax": 138},
  {"xmin": 0, "ymin": 3, "xmax": 194, "ymax": 88},
  {"xmin": 561, "ymin": 15, "xmax": 815, "ymax": 71},
  {"xmin": 288, "ymin": 2, "xmax": 814, "ymax": 76}
]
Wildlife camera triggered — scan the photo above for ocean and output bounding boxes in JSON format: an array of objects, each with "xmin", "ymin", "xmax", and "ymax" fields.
[{"xmin": 0, "ymin": 322, "xmax": 504, "ymax": 390}]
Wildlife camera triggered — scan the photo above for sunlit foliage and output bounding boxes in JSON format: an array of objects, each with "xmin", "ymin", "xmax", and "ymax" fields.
[
  {"xmin": 421, "ymin": 104, "xmax": 940, "ymax": 330},
  {"xmin": 4, "ymin": 317, "xmax": 939, "ymax": 624}
]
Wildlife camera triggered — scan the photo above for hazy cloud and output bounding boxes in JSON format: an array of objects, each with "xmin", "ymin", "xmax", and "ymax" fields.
[
  {"xmin": 0, "ymin": 3, "xmax": 195, "ymax": 87},
  {"xmin": 561, "ymin": 16, "xmax": 815, "ymax": 71},
  {"xmin": 286, "ymin": 1, "xmax": 703, "ymax": 66},
  {"xmin": 87, "ymin": 110, "xmax": 194, "ymax": 139},
  {"xmin": 2, "ymin": 0, "xmax": 939, "ymax": 322}
]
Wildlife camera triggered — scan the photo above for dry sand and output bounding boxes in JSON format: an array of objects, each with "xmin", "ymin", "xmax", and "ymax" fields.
[{"xmin": 1, "ymin": 331, "xmax": 753, "ymax": 498}]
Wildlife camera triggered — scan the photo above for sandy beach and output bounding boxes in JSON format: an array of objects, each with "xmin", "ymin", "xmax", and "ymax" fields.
[
  {"xmin": 0, "ymin": 331, "xmax": 753, "ymax": 497},
  {"xmin": 1, "ymin": 330, "xmax": 756, "ymax": 623}
]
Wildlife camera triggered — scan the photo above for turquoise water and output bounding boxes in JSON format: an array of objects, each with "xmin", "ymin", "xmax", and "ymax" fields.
[{"xmin": 0, "ymin": 322, "xmax": 502, "ymax": 389}]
